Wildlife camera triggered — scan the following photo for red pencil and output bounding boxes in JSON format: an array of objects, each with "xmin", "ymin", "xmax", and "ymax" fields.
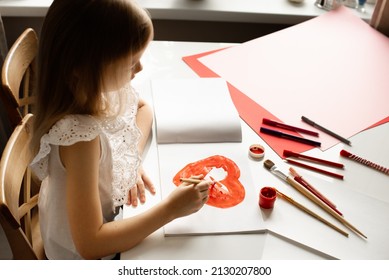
[
  {"xmin": 286, "ymin": 159, "xmax": 344, "ymax": 180},
  {"xmin": 283, "ymin": 150, "xmax": 344, "ymax": 169}
]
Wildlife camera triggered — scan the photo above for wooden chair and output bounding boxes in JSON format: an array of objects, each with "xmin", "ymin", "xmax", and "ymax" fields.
[
  {"xmin": 0, "ymin": 114, "xmax": 45, "ymax": 259},
  {"xmin": 1, "ymin": 28, "xmax": 38, "ymax": 128}
]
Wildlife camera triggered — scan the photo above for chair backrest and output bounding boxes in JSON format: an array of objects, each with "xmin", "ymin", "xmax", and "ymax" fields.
[
  {"xmin": 1, "ymin": 28, "xmax": 38, "ymax": 128},
  {"xmin": 0, "ymin": 114, "xmax": 45, "ymax": 259}
]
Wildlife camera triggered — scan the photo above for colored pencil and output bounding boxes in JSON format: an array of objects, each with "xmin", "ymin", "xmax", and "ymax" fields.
[
  {"xmin": 301, "ymin": 116, "xmax": 351, "ymax": 146},
  {"xmin": 283, "ymin": 149, "xmax": 344, "ymax": 169},
  {"xmin": 286, "ymin": 159, "xmax": 344, "ymax": 180}
]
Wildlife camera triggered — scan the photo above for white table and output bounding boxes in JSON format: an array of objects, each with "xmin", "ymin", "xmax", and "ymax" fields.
[{"xmin": 121, "ymin": 41, "xmax": 389, "ymax": 260}]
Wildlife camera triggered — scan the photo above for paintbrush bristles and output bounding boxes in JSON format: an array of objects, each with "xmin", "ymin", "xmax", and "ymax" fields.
[
  {"xmin": 263, "ymin": 159, "xmax": 275, "ymax": 170},
  {"xmin": 264, "ymin": 159, "xmax": 287, "ymax": 181}
]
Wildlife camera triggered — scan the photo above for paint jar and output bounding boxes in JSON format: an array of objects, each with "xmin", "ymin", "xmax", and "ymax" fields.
[
  {"xmin": 249, "ymin": 144, "xmax": 265, "ymax": 160},
  {"xmin": 259, "ymin": 187, "xmax": 277, "ymax": 209}
]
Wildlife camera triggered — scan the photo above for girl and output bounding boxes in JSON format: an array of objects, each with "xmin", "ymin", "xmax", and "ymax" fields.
[{"xmin": 31, "ymin": 0, "xmax": 211, "ymax": 260}]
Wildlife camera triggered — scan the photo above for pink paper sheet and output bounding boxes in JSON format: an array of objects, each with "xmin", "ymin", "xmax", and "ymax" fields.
[
  {"xmin": 183, "ymin": 50, "xmax": 317, "ymax": 158},
  {"xmin": 184, "ymin": 6, "xmax": 389, "ymax": 155}
]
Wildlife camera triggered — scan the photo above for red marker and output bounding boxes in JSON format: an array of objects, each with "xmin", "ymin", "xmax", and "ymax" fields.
[{"xmin": 262, "ymin": 118, "xmax": 319, "ymax": 137}]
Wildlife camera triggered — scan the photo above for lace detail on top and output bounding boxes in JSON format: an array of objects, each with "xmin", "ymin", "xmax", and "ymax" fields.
[{"xmin": 30, "ymin": 84, "xmax": 142, "ymax": 208}]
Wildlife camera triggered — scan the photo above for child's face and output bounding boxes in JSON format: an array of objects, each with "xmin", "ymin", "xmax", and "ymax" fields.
[{"xmin": 102, "ymin": 47, "xmax": 146, "ymax": 92}]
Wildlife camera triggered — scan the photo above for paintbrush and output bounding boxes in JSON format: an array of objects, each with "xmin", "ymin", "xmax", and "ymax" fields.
[
  {"xmin": 263, "ymin": 159, "xmax": 367, "ymax": 239},
  {"xmin": 289, "ymin": 167, "xmax": 342, "ymax": 216},
  {"xmin": 180, "ymin": 167, "xmax": 226, "ymax": 193},
  {"xmin": 275, "ymin": 189, "xmax": 348, "ymax": 237},
  {"xmin": 180, "ymin": 178, "xmax": 203, "ymax": 184}
]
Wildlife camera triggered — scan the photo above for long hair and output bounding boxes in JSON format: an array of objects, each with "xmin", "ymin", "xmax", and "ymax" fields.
[{"xmin": 31, "ymin": 0, "xmax": 153, "ymax": 152}]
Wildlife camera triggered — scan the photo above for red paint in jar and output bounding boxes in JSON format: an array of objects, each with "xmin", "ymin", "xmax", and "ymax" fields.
[
  {"xmin": 249, "ymin": 144, "xmax": 265, "ymax": 160},
  {"xmin": 250, "ymin": 146, "xmax": 264, "ymax": 154},
  {"xmin": 259, "ymin": 187, "xmax": 277, "ymax": 209}
]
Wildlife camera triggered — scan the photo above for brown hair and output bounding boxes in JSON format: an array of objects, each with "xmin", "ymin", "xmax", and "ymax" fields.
[{"xmin": 32, "ymin": 0, "xmax": 153, "ymax": 152}]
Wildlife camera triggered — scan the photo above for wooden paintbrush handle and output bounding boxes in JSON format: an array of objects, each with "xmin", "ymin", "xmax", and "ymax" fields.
[
  {"xmin": 180, "ymin": 178, "xmax": 202, "ymax": 184},
  {"xmin": 286, "ymin": 176, "xmax": 367, "ymax": 239},
  {"xmin": 277, "ymin": 191, "xmax": 348, "ymax": 237}
]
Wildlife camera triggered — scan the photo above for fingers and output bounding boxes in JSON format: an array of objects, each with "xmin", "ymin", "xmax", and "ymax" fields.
[
  {"xmin": 166, "ymin": 179, "xmax": 211, "ymax": 219},
  {"xmin": 142, "ymin": 173, "xmax": 156, "ymax": 195},
  {"xmin": 128, "ymin": 186, "xmax": 138, "ymax": 207},
  {"xmin": 179, "ymin": 176, "xmax": 211, "ymax": 203},
  {"xmin": 127, "ymin": 181, "xmax": 147, "ymax": 207},
  {"xmin": 195, "ymin": 181, "xmax": 210, "ymax": 204},
  {"xmin": 137, "ymin": 179, "xmax": 146, "ymax": 204},
  {"xmin": 195, "ymin": 180, "xmax": 212, "ymax": 191},
  {"xmin": 201, "ymin": 189, "xmax": 209, "ymax": 203},
  {"xmin": 126, "ymin": 173, "xmax": 156, "ymax": 207}
]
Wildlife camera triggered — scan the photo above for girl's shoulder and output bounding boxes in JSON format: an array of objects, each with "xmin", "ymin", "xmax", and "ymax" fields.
[
  {"xmin": 47, "ymin": 114, "xmax": 102, "ymax": 145},
  {"xmin": 30, "ymin": 114, "xmax": 102, "ymax": 180}
]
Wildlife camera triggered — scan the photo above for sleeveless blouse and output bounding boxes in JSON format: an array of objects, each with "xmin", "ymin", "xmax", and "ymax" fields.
[{"xmin": 30, "ymin": 85, "xmax": 142, "ymax": 259}]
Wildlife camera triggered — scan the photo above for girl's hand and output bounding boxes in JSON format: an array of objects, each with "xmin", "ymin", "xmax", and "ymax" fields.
[
  {"xmin": 164, "ymin": 175, "xmax": 211, "ymax": 219},
  {"xmin": 127, "ymin": 166, "xmax": 156, "ymax": 207}
]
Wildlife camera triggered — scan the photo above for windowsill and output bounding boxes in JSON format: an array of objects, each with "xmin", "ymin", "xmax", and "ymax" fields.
[{"xmin": 0, "ymin": 0, "xmax": 374, "ymax": 24}]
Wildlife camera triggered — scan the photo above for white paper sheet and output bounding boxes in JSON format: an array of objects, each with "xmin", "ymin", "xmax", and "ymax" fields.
[
  {"xmin": 152, "ymin": 78, "xmax": 242, "ymax": 144},
  {"xmin": 158, "ymin": 142, "xmax": 265, "ymax": 236}
]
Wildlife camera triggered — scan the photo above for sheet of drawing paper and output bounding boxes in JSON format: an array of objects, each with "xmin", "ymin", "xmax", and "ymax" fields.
[
  {"xmin": 196, "ymin": 6, "xmax": 389, "ymax": 150},
  {"xmin": 260, "ymin": 171, "xmax": 389, "ymax": 259},
  {"xmin": 183, "ymin": 52, "xmax": 318, "ymax": 158},
  {"xmin": 158, "ymin": 142, "xmax": 266, "ymax": 235},
  {"xmin": 152, "ymin": 78, "xmax": 242, "ymax": 143}
]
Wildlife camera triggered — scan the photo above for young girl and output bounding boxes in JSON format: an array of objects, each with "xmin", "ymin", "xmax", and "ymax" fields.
[{"xmin": 30, "ymin": 0, "xmax": 211, "ymax": 260}]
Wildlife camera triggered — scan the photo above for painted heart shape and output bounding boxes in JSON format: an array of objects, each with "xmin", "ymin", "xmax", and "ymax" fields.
[{"xmin": 173, "ymin": 155, "xmax": 245, "ymax": 208}]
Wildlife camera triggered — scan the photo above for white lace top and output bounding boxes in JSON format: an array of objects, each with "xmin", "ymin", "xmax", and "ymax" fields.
[{"xmin": 30, "ymin": 84, "xmax": 142, "ymax": 259}]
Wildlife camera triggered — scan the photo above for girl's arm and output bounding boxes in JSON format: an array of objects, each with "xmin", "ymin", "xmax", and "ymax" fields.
[
  {"xmin": 128, "ymin": 97, "xmax": 156, "ymax": 206},
  {"xmin": 60, "ymin": 138, "xmax": 210, "ymax": 259},
  {"xmin": 136, "ymin": 97, "xmax": 153, "ymax": 154}
]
